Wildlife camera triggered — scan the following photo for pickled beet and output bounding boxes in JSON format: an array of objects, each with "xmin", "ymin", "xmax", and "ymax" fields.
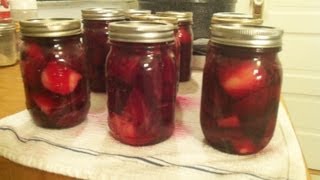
[
  {"xmin": 201, "ymin": 44, "xmax": 282, "ymax": 155},
  {"xmin": 217, "ymin": 59, "xmax": 267, "ymax": 98},
  {"xmin": 106, "ymin": 42, "xmax": 176, "ymax": 146},
  {"xmin": 20, "ymin": 36, "xmax": 90, "ymax": 128},
  {"xmin": 41, "ymin": 61, "xmax": 82, "ymax": 95}
]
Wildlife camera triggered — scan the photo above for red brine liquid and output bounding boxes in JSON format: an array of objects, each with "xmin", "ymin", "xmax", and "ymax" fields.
[
  {"xmin": 200, "ymin": 44, "xmax": 282, "ymax": 155},
  {"xmin": 106, "ymin": 42, "xmax": 176, "ymax": 146},
  {"xmin": 20, "ymin": 36, "xmax": 90, "ymax": 128},
  {"xmin": 178, "ymin": 22, "xmax": 193, "ymax": 82},
  {"xmin": 83, "ymin": 20, "xmax": 112, "ymax": 92}
]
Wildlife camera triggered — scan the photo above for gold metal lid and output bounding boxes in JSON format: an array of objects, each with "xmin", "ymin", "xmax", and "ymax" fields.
[
  {"xmin": 81, "ymin": 8, "xmax": 125, "ymax": 21},
  {"xmin": 211, "ymin": 12, "xmax": 263, "ymax": 25},
  {"xmin": 210, "ymin": 24, "xmax": 283, "ymax": 48},
  {"xmin": 125, "ymin": 9, "xmax": 151, "ymax": 17},
  {"xmin": 156, "ymin": 11, "xmax": 193, "ymax": 23},
  {"xmin": 129, "ymin": 14, "xmax": 178, "ymax": 28},
  {"xmin": 0, "ymin": 22, "xmax": 15, "ymax": 32},
  {"xmin": 109, "ymin": 21, "xmax": 174, "ymax": 43},
  {"xmin": 20, "ymin": 18, "xmax": 81, "ymax": 37}
]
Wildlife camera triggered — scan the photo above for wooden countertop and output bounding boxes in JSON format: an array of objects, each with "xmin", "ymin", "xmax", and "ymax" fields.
[{"xmin": 0, "ymin": 64, "xmax": 73, "ymax": 179}]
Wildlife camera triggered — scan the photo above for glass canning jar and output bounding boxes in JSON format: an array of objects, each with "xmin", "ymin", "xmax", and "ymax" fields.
[
  {"xmin": 201, "ymin": 24, "xmax": 283, "ymax": 155},
  {"xmin": 0, "ymin": 22, "xmax": 17, "ymax": 66},
  {"xmin": 82, "ymin": 8, "xmax": 125, "ymax": 92},
  {"xmin": 157, "ymin": 11, "xmax": 193, "ymax": 82},
  {"xmin": 129, "ymin": 14, "xmax": 181, "ymax": 86},
  {"xmin": 106, "ymin": 21, "xmax": 176, "ymax": 146},
  {"xmin": 20, "ymin": 18, "xmax": 90, "ymax": 128}
]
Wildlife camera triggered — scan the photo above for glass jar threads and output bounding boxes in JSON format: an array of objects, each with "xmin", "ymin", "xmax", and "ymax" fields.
[
  {"xmin": 82, "ymin": 8, "xmax": 125, "ymax": 92},
  {"xmin": 157, "ymin": 11, "xmax": 193, "ymax": 82},
  {"xmin": 20, "ymin": 18, "xmax": 90, "ymax": 128},
  {"xmin": 106, "ymin": 21, "xmax": 176, "ymax": 146},
  {"xmin": 0, "ymin": 22, "xmax": 17, "ymax": 66},
  {"xmin": 124, "ymin": 9, "xmax": 151, "ymax": 20},
  {"xmin": 201, "ymin": 24, "xmax": 283, "ymax": 155},
  {"xmin": 211, "ymin": 12, "xmax": 263, "ymax": 25}
]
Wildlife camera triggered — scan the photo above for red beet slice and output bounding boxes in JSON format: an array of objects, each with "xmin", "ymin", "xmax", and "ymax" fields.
[
  {"xmin": 231, "ymin": 137, "xmax": 257, "ymax": 155},
  {"xmin": 123, "ymin": 89, "xmax": 151, "ymax": 127},
  {"xmin": 24, "ymin": 43, "xmax": 45, "ymax": 62},
  {"xmin": 136, "ymin": 56, "xmax": 162, "ymax": 107},
  {"xmin": 41, "ymin": 61, "xmax": 82, "ymax": 95},
  {"xmin": 109, "ymin": 112, "xmax": 138, "ymax": 139},
  {"xmin": 107, "ymin": 76, "xmax": 132, "ymax": 114},
  {"xmin": 108, "ymin": 89, "xmax": 152, "ymax": 143},
  {"xmin": 232, "ymin": 85, "xmax": 280, "ymax": 118},
  {"xmin": 32, "ymin": 93, "xmax": 60, "ymax": 115},
  {"xmin": 107, "ymin": 51, "xmax": 140, "ymax": 85},
  {"xmin": 218, "ymin": 59, "xmax": 267, "ymax": 99},
  {"xmin": 216, "ymin": 115, "xmax": 240, "ymax": 128}
]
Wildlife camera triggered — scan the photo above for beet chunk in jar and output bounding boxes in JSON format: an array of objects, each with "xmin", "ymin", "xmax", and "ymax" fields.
[
  {"xmin": 19, "ymin": 18, "xmax": 90, "ymax": 128},
  {"xmin": 201, "ymin": 24, "xmax": 283, "ymax": 155},
  {"xmin": 106, "ymin": 21, "xmax": 177, "ymax": 146},
  {"xmin": 82, "ymin": 8, "xmax": 125, "ymax": 92}
]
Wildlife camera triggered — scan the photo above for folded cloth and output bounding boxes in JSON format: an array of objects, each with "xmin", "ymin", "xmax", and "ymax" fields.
[{"xmin": 0, "ymin": 72, "xmax": 307, "ymax": 180}]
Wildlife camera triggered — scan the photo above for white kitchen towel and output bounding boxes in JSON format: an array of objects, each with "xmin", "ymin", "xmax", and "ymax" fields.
[{"xmin": 0, "ymin": 72, "xmax": 307, "ymax": 180}]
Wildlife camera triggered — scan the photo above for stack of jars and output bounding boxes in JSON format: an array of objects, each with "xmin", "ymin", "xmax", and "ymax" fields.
[{"xmin": 18, "ymin": 8, "xmax": 284, "ymax": 155}]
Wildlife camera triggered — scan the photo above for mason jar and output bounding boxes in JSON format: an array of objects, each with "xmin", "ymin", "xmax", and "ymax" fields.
[
  {"xmin": 106, "ymin": 21, "xmax": 176, "ymax": 146},
  {"xmin": 20, "ymin": 18, "xmax": 90, "ymax": 128},
  {"xmin": 156, "ymin": 11, "xmax": 193, "ymax": 82},
  {"xmin": 201, "ymin": 24, "xmax": 283, "ymax": 155},
  {"xmin": 0, "ymin": 22, "xmax": 17, "ymax": 66},
  {"xmin": 82, "ymin": 8, "xmax": 125, "ymax": 92}
]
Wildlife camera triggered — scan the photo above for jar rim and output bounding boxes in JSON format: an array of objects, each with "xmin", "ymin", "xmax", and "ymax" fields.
[
  {"xmin": 210, "ymin": 24, "xmax": 283, "ymax": 48},
  {"xmin": 109, "ymin": 21, "xmax": 175, "ymax": 43},
  {"xmin": 0, "ymin": 23, "xmax": 15, "ymax": 31},
  {"xmin": 156, "ymin": 11, "xmax": 193, "ymax": 23},
  {"xmin": 125, "ymin": 9, "xmax": 152, "ymax": 17},
  {"xmin": 81, "ymin": 8, "xmax": 126, "ymax": 21},
  {"xmin": 20, "ymin": 18, "xmax": 81, "ymax": 37},
  {"xmin": 211, "ymin": 12, "xmax": 263, "ymax": 25},
  {"xmin": 129, "ymin": 14, "xmax": 179, "ymax": 27}
]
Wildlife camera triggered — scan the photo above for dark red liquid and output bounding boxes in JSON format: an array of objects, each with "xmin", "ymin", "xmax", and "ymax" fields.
[
  {"xmin": 178, "ymin": 22, "xmax": 193, "ymax": 82},
  {"xmin": 173, "ymin": 29, "xmax": 181, "ymax": 88},
  {"xmin": 83, "ymin": 20, "xmax": 120, "ymax": 92},
  {"xmin": 200, "ymin": 44, "xmax": 282, "ymax": 155},
  {"xmin": 20, "ymin": 36, "xmax": 90, "ymax": 128},
  {"xmin": 106, "ymin": 41, "xmax": 176, "ymax": 146}
]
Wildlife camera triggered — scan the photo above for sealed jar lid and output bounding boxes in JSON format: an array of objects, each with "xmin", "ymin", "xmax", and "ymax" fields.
[
  {"xmin": 109, "ymin": 21, "xmax": 174, "ymax": 43},
  {"xmin": 156, "ymin": 11, "xmax": 193, "ymax": 23},
  {"xmin": 20, "ymin": 18, "xmax": 81, "ymax": 37},
  {"xmin": 0, "ymin": 22, "xmax": 15, "ymax": 32},
  {"xmin": 125, "ymin": 9, "xmax": 151, "ymax": 17},
  {"xmin": 130, "ymin": 14, "xmax": 178, "ymax": 27},
  {"xmin": 211, "ymin": 12, "xmax": 263, "ymax": 25},
  {"xmin": 82, "ymin": 8, "xmax": 125, "ymax": 21},
  {"xmin": 210, "ymin": 24, "xmax": 283, "ymax": 48}
]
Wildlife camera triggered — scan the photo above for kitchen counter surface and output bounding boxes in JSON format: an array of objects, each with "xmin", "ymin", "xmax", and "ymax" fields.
[{"xmin": 0, "ymin": 63, "xmax": 309, "ymax": 179}]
